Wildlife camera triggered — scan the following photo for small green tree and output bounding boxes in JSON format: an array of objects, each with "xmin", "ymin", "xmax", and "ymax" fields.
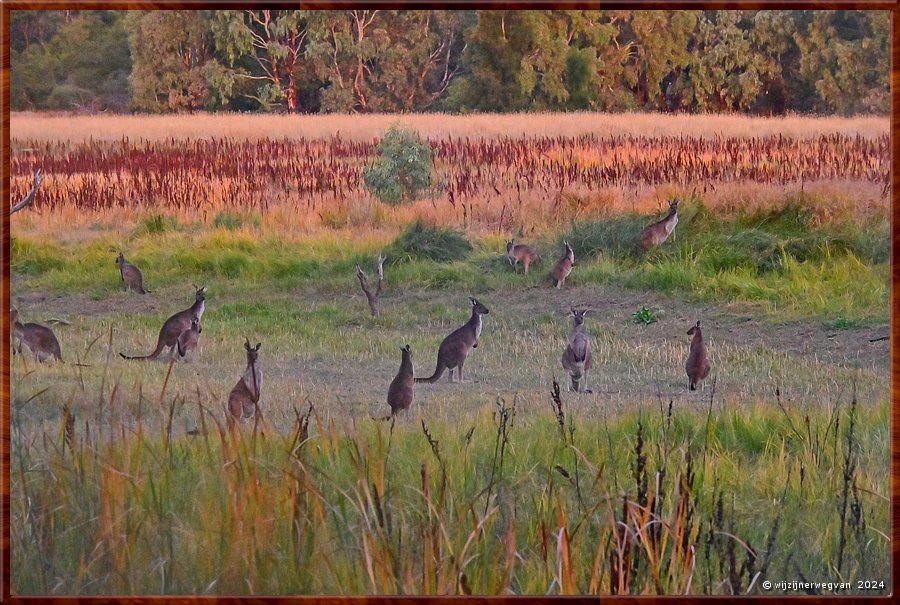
[{"xmin": 364, "ymin": 125, "xmax": 433, "ymax": 205}]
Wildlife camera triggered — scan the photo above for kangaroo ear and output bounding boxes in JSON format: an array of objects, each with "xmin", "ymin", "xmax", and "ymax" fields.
[
  {"xmin": 255, "ymin": 343, "xmax": 262, "ymax": 351},
  {"xmin": 583, "ymin": 309, "xmax": 591, "ymax": 315},
  {"xmin": 201, "ymin": 286, "xmax": 207, "ymax": 293},
  {"xmin": 470, "ymin": 298, "xmax": 477, "ymax": 305},
  {"xmin": 696, "ymin": 320, "xmax": 701, "ymax": 327}
]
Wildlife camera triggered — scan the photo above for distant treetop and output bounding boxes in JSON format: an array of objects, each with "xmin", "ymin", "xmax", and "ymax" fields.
[{"xmin": 10, "ymin": 9, "xmax": 889, "ymax": 116}]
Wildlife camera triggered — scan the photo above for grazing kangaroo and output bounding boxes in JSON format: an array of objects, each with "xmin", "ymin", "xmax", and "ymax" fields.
[
  {"xmin": 115, "ymin": 252, "xmax": 149, "ymax": 294},
  {"xmin": 176, "ymin": 317, "xmax": 202, "ymax": 359},
  {"xmin": 639, "ymin": 199, "xmax": 680, "ymax": 252},
  {"xmin": 561, "ymin": 309, "xmax": 592, "ymax": 393},
  {"xmin": 119, "ymin": 285, "xmax": 206, "ymax": 360},
  {"xmin": 685, "ymin": 321, "xmax": 711, "ymax": 391},
  {"xmin": 506, "ymin": 239, "xmax": 539, "ymax": 274},
  {"xmin": 11, "ymin": 307, "xmax": 63, "ymax": 363},
  {"xmin": 227, "ymin": 339, "xmax": 262, "ymax": 426},
  {"xmin": 417, "ymin": 298, "xmax": 490, "ymax": 383},
  {"xmin": 387, "ymin": 344, "xmax": 415, "ymax": 415},
  {"xmin": 550, "ymin": 241, "xmax": 575, "ymax": 288}
]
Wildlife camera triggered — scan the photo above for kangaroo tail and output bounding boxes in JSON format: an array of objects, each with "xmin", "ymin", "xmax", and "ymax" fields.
[
  {"xmin": 119, "ymin": 338, "xmax": 165, "ymax": 361},
  {"xmin": 415, "ymin": 362, "xmax": 445, "ymax": 383}
]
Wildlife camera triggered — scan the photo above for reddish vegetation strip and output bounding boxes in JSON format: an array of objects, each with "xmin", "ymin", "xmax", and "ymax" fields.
[{"xmin": 10, "ymin": 133, "xmax": 889, "ymax": 211}]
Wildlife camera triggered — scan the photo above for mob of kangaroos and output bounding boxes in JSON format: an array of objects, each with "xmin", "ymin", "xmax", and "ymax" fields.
[
  {"xmin": 119, "ymin": 285, "xmax": 206, "ymax": 360},
  {"xmin": 11, "ymin": 306, "xmax": 63, "ymax": 363},
  {"xmin": 561, "ymin": 308, "xmax": 592, "ymax": 393},
  {"xmin": 417, "ymin": 298, "xmax": 490, "ymax": 383}
]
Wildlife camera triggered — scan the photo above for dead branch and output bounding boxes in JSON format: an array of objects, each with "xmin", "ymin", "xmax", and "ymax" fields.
[
  {"xmin": 356, "ymin": 253, "xmax": 385, "ymax": 317},
  {"xmin": 10, "ymin": 169, "xmax": 45, "ymax": 215}
]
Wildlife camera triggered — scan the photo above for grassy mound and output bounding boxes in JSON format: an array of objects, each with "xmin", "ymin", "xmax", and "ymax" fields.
[{"xmin": 388, "ymin": 220, "xmax": 472, "ymax": 264}]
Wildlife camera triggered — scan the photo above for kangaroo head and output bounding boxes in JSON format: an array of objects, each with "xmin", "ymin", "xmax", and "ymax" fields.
[
  {"xmin": 400, "ymin": 344, "xmax": 412, "ymax": 358},
  {"xmin": 470, "ymin": 298, "xmax": 490, "ymax": 315},
  {"xmin": 570, "ymin": 308, "xmax": 590, "ymax": 326},
  {"xmin": 115, "ymin": 252, "xmax": 125, "ymax": 266},
  {"xmin": 687, "ymin": 320, "xmax": 701, "ymax": 336},
  {"xmin": 563, "ymin": 240, "xmax": 574, "ymax": 258},
  {"xmin": 244, "ymin": 338, "xmax": 261, "ymax": 363},
  {"xmin": 506, "ymin": 240, "xmax": 515, "ymax": 253},
  {"xmin": 193, "ymin": 285, "xmax": 207, "ymax": 302},
  {"xmin": 10, "ymin": 306, "xmax": 19, "ymax": 324},
  {"xmin": 669, "ymin": 199, "xmax": 680, "ymax": 213}
]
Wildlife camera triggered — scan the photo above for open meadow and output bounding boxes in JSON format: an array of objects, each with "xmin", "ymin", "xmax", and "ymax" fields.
[{"xmin": 8, "ymin": 112, "xmax": 890, "ymax": 596}]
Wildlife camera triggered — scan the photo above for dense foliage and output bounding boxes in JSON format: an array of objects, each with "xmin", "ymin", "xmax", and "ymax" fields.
[
  {"xmin": 364, "ymin": 125, "xmax": 434, "ymax": 205},
  {"xmin": 10, "ymin": 10, "xmax": 889, "ymax": 115}
]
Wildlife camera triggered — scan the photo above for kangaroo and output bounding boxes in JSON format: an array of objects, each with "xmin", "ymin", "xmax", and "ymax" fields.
[
  {"xmin": 561, "ymin": 309, "xmax": 592, "ymax": 393},
  {"xmin": 227, "ymin": 339, "xmax": 263, "ymax": 426},
  {"xmin": 506, "ymin": 239, "xmax": 539, "ymax": 274},
  {"xmin": 120, "ymin": 285, "xmax": 206, "ymax": 360},
  {"xmin": 550, "ymin": 241, "xmax": 575, "ymax": 288},
  {"xmin": 639, "ymin": 199, "xmax": 680, "ymax": 252},
  {"xmin": 685, "ymin": 321, "xmax": 711, "ymax": 391},
  {"xmin": 116, "ymin": 252, "xmax": 149, "ymax": 294},
  {"xmin": 11, "ymin": 307, "xmax": 63, "ymax": 363},
  {"xmin": 176, "ymin": 317, "xmax": 202, "ymax": 359},
  {"xmin": 387, "ymin": 344, "xmax": 415, "ymax": 415},
  {"xmin": 417, "ymin": 298, "xmax": 490, "ymax": 383}
]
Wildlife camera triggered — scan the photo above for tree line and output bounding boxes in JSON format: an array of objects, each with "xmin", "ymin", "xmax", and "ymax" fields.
[{"xmin": 10, "ymin": 10, "xmax": 889, "ymax": 115}]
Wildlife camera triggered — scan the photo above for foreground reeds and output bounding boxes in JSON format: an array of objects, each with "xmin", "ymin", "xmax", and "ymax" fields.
[{"xmin": 10, "ymin": 373, "xmax": 888, "ymax": 595}]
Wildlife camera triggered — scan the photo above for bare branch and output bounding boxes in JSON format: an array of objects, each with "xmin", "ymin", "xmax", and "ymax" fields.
[
  {"xmin": 356, "ymin": 254, "xmax": 386, "ymax": 317},
  {"xmin": 10, "ymin": 169, "xmax": 45, "ymax": 215}
]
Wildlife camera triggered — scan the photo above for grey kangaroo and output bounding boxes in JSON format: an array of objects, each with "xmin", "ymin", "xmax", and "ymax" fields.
[
  {"xmin": 550, "ymin": 241, "xmax": 575, "ymax": 288},
  {"xmin": 116, "ymin": 252, "xmax": 149, "ymax": 294},
  {"xmin": 561, "ymin": 309, "xmax": 592, "ymax": 393},
  {"xmin": 176, "ymin": 317, "xmax": 202, "ymax": 360},
  {"xmin": 227, "ymin": 339, "xmax": 262, "ymax": 427},
  {"xmin": 120, "ymin": 285, "xmax": 206, "ymax": 360},
  {"xmin": 387, "ymin": 344, "xmax": 415, "ymax": 415},
  {"xmin": 685, "ymin": 321, "xmax": 711, "ymax": 391},
  {"xmin": 11, "ymin": 306, "xmax": 63, "ymax": 363},
  {"xmin": 417, "ymin": 298, "xmax": 490, "ymax": 383}
]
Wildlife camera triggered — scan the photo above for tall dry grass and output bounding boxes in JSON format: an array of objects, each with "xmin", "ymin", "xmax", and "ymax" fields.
[{"xmin": 10, "ymin": 111, "xmax": 889, "ymax": 143}]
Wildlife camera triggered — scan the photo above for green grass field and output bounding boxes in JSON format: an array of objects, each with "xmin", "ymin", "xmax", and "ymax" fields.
[{"xmin": 9, "ymin": 190, "xmax": 889, "ymax": 595}]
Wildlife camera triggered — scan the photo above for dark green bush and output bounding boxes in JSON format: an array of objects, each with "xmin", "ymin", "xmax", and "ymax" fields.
[{"xmin": 364, "ymin": 125, "xmax": 433, "ymax": 205}]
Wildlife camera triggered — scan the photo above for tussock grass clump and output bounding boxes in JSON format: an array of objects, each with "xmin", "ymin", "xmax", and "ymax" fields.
[
  {"xmin": 132, "ymin": 213, "xmax": 179, "ymax": 237},
  {"xmin": 388, "ymin": 220, "xmax": 472, "ymax": 264},
  {"xmin": 10, "ymin": 237, "xmax": 66, "ymax": 275},
  {"xmin": 564, "ymin": 214, "xmax": 646, "ymax": 259},
  {"xmin": 213, "ymin": 210, "xmax": 261, "ymax": 231}
]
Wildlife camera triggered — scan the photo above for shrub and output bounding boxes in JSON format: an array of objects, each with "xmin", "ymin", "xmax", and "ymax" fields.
[
  {"xmin": 388, "ymin": 221, "xmax": 472, "ymax": 264},
  {"xmin": 364, "ymin": 125, "xmax": 433, "ymax": 205}
]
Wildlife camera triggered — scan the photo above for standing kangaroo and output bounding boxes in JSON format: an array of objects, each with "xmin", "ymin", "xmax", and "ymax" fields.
[
  {"xmin": 417, "ymin": 298, "xmax": 490, "ymax": 383},
  {"xmin": 685, "ymin": 321, "xmax": 711, "ymax": 391},
  {"xmin": 120, "ymin": 285, "xmax": 206, "ymax": 360},
  {"xmin": 561, "ymin": 309, "xmax": 592, "ymax": 393},
  {"xmin": 11, "ymin": 307, "xmax": 63, "ymax": 363},
  {"xmin": 227, "ymin": 339, "xmax": 262, "ymax": 426},
  {"xmin": 506, "ymin": 239, "xmax": 539, "ymax": 274},
  {"xmin": 639, "ymin": 199, "xmax": 680, "ymax": 252},
  {"xmin": 550, "ymin": 241, "xmax": 575, "ymax": 288},
  {"xmin": 176, "ymin": 317, "xmax": 202, "ymax": 360},
  {"xmin": 116, "ymin": 252, "xmax": 149, "ymax": 294},
  {"xmin": 387, "ymin": 344, "xmax": 415, "ymax": 415}
]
